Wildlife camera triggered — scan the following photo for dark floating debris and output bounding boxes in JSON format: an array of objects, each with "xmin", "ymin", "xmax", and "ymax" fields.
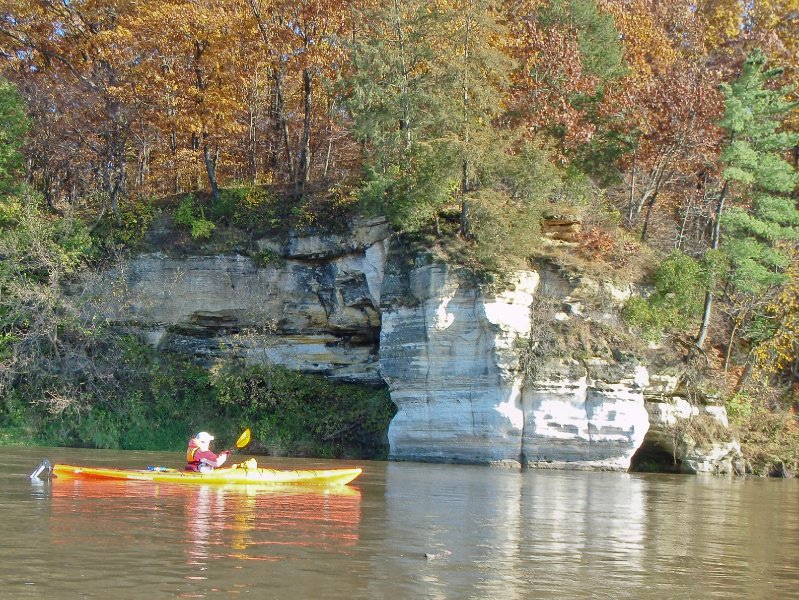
[{"xmin": 424, "ymin": 550, "xmax": 452, "ymax": 561}]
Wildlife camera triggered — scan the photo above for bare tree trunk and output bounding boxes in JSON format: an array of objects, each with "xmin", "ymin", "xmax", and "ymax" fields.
[
  {"xmin": 323, "ymin": 126, "xmax": 333, "ymax": 179},
  {"xmin": 734, "ymin": 359, "xmax": 753, "ymax": 394},
  {"xmin": 169, "ymin": 124, "xmax": 179, "ymax": 194},
  {"xmin": 42, "ymin": 171, "xmax": 56, "ymax": 212},
  {"xmin": 296, "ymin": 68, "xmax": 312, "ymax": 194},
  {"xmin": 248, "ymin": 105, "xmax": 257, "ymax": 184},
  {"xmin": 245, "ymin": 0, "xmax": 297, "ymax": 182},
  {"xmin": 696, "ymin": 180, "xmax": 729, "ymax": 349},
  {"xmin": 137, "ymin": 139, "xmax": 150, "ymax": 189},
  {"xmin": 724, "ymin": 318, "xmax": 740, "ymax": 373},
  {"xmin": 459, "ymin": 6, "xmax": 472, "ymax": 238},
  {"xmin": 676, "ymin": 195, "xmax": 693, "ymax": 250},
  {"xmin": 203, "ymin": 138, "xmax": 220, "ymax": 202},
  {"xmin": 627, "ymin": 147, "xmax": 637, "ymax": 227},
  {"xmin": 275, "ymin": 69, "xmax": 294, "ymax": 181},
  {"xmin": 640, "ymin": 192, "xmax": 659, "ymax": 242},
  {"xmin": 392, "ymin": 0, "xmax": 411, "ymax": 150}
]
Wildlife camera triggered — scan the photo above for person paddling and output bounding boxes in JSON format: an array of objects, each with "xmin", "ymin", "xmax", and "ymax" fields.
[{"xmin": 185, "ymin": 431, "xmax": 230, "ymax": 472}]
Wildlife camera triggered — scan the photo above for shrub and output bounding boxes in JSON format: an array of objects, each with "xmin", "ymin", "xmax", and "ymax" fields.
[
  {"xmin": 622, "ymin": 251, "xmax": 707, "ymax": 340},
  {"xmin": 210, "ymin": 360, "xmax": 395, "ymax": 458},
  {"xmin": 173, "ymin": 194, "xmax": 215, "ymax": 240},
  {"xmin": 173, "ymin": 194, "xmax": 196, "ymax": 228},
  {"xmin": 190, "ymin": 215, "xmax": 215, "ymax": 240},
  {"xmin": 621, "ymin": 296, "xmax": 663, "ymax": 342},
  {"xmin": 216, "ymin": 185, "xmax": 282, "ymax": 231},
  {"xmin": 252, "ymin": 248, "xmax": 284, "ymax": 268}
]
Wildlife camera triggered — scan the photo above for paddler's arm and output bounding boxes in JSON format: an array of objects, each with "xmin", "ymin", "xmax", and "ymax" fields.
[{"xmin": 200, "ymin": 450, "xmax": 230, "ymax": 468}]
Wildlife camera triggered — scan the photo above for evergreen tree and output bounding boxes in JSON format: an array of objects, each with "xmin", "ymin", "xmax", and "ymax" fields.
[
  {"xmin": 438, "ymin": 0, "xmax": 514, "ymax": 237},
  {"xmin": 346, "ymin": 0, "xmax": 456, "ymax": 231},
  {"xmin": 538, "ymin": 0, "xmax": 625, "ymax": 83},
  {"xmin": 346, "ymin": 0, "xmax": 513, "ymax": 237},
  {"xmin": 0, "ymin": 77, "xmax": 28, "ymax": 195},
  {"xmin": 697, "ymin": 49, "xmax": 799, "ymax": 348}
]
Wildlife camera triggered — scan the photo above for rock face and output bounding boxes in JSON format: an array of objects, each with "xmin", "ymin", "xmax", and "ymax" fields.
[
  {"xmin": 97, "ymin": 217, "xmax": 740, "ymax": 472},
  {"xmin": 379, "ymin": 265, "xmax": 536, "ymax": 465},
  {"xmin": 379, "ymin": 259, "xmax": 653, "ymax": 470},
  {"xmin": 522, "ymin": 359, "xmax": 651, "ymax": 470},
  {"xmin": 102, "ymin": 217, "xmax": 390, "ymax": 384},
  {"xmin": 639, "ymin": 374, "xmax": 745, "ymax": 475}
]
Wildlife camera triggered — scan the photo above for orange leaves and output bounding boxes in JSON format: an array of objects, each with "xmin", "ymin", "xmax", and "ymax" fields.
[
  {"xmin": 506, "ymin": 6, "xmax": 600, "ymax": 153},
  {"xmin": 0, "ymin": 0, "xmax": 794, "ymax": 222}
]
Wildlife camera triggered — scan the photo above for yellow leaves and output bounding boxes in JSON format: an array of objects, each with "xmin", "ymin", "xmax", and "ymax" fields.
[
  {"xmin": 699, "ymin": 0, "xmax": 746, "ymax": 50},
  {"xmin": 602, "ymin": 0, "xmax": 678, "ymax": 85},
  {"xmin": 753, "ymin": 245, "xmax": 799, "ymax": 381}
]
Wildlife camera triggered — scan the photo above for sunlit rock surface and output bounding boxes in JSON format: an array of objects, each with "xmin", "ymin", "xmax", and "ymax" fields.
[
  {"xmin": 379, "ymin": 265, "xmax": 536, "ymax": 465},
  {"xmin": 379, "ymin": 262, "xmax": 653, "ymax": 470},
  {"xmin": 522, "ymin": 359, "xmax": 651, "ymax": 470}
]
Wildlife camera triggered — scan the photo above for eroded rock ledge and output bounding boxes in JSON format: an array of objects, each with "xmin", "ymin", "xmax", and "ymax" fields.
[{"xmin": 96, "ymin": 216, "xmax": 741, "ymax": 473}]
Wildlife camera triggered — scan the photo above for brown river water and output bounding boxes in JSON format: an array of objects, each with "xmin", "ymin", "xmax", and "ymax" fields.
[{"xmin": 2, "ymin": 446, "xmax": 799, "ymax": 599}]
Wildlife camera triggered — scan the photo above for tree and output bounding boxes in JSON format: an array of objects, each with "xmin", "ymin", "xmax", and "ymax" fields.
[
  {"xmin": 696, "ymin": 49, "xmax": 799, "ymax": 349},
  {"xmin": 0, "ymin": 0, "xmax": 138, "ymax": 221},
  {"xmin": 599, "ymin": 0, "xmax": 723, "ymax": 244},
  {"xmin": 508, "ymin": 0, "xmax": 629, "ymax": 183},
  {"xmin": 0, "ymin": 77, "xmax": 28, "ymax": 193},
  {"xmin": 752, "ymin": 245, "xmax": 799, "ymax": 388},
  {"xmin": 345, "ymin": 0, "xmax": 454, "ymax": 230},
  {"xmin": 439, "ymin": 0, "xmax": 514, "ymax": 236},
  {"xmin": 245, "ymin": 0, "xmax": 354, "ymax": 195}
]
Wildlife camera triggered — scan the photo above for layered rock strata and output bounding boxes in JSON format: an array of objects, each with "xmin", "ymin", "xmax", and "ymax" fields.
[{"xmin": 102, "ymin": 217, "xmax": 390, "ymax": 384}]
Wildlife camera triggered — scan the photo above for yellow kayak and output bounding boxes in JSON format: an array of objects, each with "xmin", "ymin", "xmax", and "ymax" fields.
[{"xmin": 50, "ymin": 459, "xmax": 362, "ymax": 486}]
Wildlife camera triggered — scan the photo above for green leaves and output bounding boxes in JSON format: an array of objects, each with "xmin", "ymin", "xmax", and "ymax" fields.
[
  {"xmin": 623, "ymin": 251, "xmax": 709, "ymax": 341},
  {"xmin": 539, "ymin": 0, "xmax": 626, "ymax": 82},
  {"xmin": 211, "ymin": 360, "xmax": 395, "ymax": 458},
  {"xmin": 716, "ymin": 49, "xmax": 799, "ymax": 296},
  {"xmin": 0, "ymin": 78, "xmax": 28, "ymax": 195},
  {"xmin": 173, "ymin": 194, "xmax": 216, "ymax": 240}
]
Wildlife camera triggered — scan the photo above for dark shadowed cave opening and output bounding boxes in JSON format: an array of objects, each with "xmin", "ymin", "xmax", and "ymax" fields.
[{"xmin": 629, "ymin": 439, "xmax": 682, "ymax": 473}]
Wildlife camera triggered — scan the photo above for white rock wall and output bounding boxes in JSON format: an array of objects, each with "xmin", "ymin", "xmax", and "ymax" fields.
[
  {"xmin": 522, "ymin": 361, "xmax": 651, "ymax": 470},
  {"xmin": 92, "ymin": 215, "xmax": 738, "ymax": 471},
  {"xmin": 381, "ymin": 265, "xmax": 538, "ymax": 465},
  {"xmin": 380, "ymin": 263, "xmax": 652, "ymax": 469}
]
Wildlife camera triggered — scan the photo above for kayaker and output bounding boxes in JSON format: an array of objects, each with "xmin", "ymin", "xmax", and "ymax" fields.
[{"xmin": 185, "ymin": 431, "xmax": 230, "ymax": 472}]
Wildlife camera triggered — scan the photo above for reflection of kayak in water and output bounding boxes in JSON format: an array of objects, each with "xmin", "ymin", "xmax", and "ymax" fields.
[{"xmin": 43, "ymin": 459, "xmax": 362, "ymax": 486}]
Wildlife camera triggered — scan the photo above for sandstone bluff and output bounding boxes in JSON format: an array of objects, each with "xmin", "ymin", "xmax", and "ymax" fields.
[{"xmin": 99, "ymin": 216, "xmax": 742, "ymax": 474}]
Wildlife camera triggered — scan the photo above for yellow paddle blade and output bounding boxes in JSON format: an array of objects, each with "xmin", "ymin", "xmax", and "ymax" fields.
[{"xmin": 235, "ymin": 428, "xmax": 251, "ymax": 449}]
